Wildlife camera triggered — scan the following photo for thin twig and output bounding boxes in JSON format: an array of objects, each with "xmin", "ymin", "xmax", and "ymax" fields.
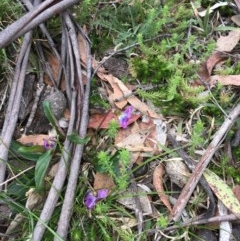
[
  {"xmin": 24, "ymin": 83, "xmax": 45, "ymax": 134},
  {"xmin": 171, "ymin": 104, "xmax": 240, "ymax": 221},
  {"xmin": 146, "ymin": 214, "xmax": 240, "ymax": 236},
  {"xmin": 32, "ymin": 90, "xmax": 77, "ymax": 241},
  {"xmin": 0, "ymin": 166, "xmax": 34, "ymax": 187},
  {"xmin": 0, "ymin": 31, "xmax": 32, "ymax": 188},
  {"xmin": 55, "ymin": 25, "xmax": 92, "ymax": 241},
  {"xmin": 167, "ymin": 133, "xmax": 216, "ymax": 219},
  {"xmin": 63, "ymin": 12, "xmax": 84, "ymax": 129}
]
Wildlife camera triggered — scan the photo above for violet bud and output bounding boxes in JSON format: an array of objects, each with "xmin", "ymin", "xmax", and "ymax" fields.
[
  {"xmin": 43, "ymin": 138, "xmax": 56, "ymax": 150},
  {"xmin": 84, "ymin": 189, "xmax": 109, "ymax": 209},
  {"xmin": 119, "ymin": 106, "xmax": 133, "ymax": 129}
]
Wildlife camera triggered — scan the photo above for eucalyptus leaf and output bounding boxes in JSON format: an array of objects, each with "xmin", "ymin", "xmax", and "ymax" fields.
[
  {"xmin": 204, "ymin": 169, "xmax": 240, "ymax": 215},
  {"xmin": 35, "ymin": 150, "xmax": 52, "ymax": 188}
]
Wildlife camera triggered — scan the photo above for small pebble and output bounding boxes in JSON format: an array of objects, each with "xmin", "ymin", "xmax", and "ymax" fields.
[{"xmin": 44, "ymin": 90, "xmax": 67, "ymax": 120}]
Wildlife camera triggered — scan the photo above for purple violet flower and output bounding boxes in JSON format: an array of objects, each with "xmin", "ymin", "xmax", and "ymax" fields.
[
  {"xmin": 84, "ymin": 189, "xmax": 109, "ymax": 209},
  {"xmin": 118, "ymin": 106, "xmax": 133, "ymax": 129},
  {"xmin": 43, "ymin": 138, "xmax": 56, "ymax": 150}
]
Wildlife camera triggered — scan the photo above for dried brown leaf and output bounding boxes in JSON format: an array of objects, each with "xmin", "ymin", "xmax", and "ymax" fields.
[
  {"xmin": 198, "ymin": 52, "xmax": 228, "ymax": 83},
  {"xmin": 93, "ymin": 172, "xmax": 116, "ymax": 190},
  {"xmin": 210, "ymin": 75, "xmax": 240, "ymax": 86},
  {"xmin": 231, "ymin": 15, "xmax": 240, "ymax": 27},
  {"xmin": 88, "ymin": 110, "xmax": 140, "ymax": 129},
  {"xmin": 118, "ymin": 185, "xmax": 153, "ymax": 216},
  {"xmin": 17, "ymin": 134, "xmax": 50, "ymax": 146},
  {"xmin": 233, "ymin": 185, "xmax": 240, "ymax": 202},
  {"xmin": 44, "ymin": 54, "xmax": 66, "ymax": 90},
  {"xmin": 127, "ymin": 95, "xmax": 162, "ymax": 119},
  {"xmin": 216, "ymin": 30, "xmax": 240, "ymax": 52},
  {"xmin": 153, "ymin": 163, "xmax": 172, "ymax": 213},
  {"xmin": 165, "ymin": 158, "xmax": 191, "ymax": 188},
  {"xmin": 97, "ymin": 71, "xmax": 162, "ymax": 118},
  {"xmin": 97, "ymin": 72, "xmax": 128, "ymax": 109},
  {"xmin": 115, "ymin": 129, "xmax": 151, "ymax": 151}
]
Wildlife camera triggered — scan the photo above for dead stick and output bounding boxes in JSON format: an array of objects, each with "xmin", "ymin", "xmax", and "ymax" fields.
[
  {"xmin": 0, "ymin": 0, "xmax": 80, "ymax": 48},
  {"xmin": 0, "ymin": 32, "xmax": 32, "ymax": 188},
  {"xmin": 32, "ymin": 90, "xmax": 77, "ymax": 241},
  {"xmin": 171, "ymin": 104, "xmax": 240, "ymax": 221},
  {"xmin": 147, "ymin": 214, "xmax": 240, "ymax": 234},
  {"xmin": 55, "ymin": 26, "xmax": 92, "ymax": 240}
]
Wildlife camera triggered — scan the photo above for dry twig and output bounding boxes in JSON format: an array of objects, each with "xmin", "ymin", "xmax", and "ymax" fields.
[{"xmin": 171, "ymin": 104, "xmax": 240, "ymax": 221}]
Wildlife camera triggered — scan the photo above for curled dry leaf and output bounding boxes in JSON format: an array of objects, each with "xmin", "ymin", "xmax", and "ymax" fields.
[
  {"xmin": 153, "ymin": 163, "xmax": 172, "ymax": 213},
  {"xmin": 165, "ymin": 158, "xmax": 191, "ymax": 188},
  {"xmin": 199, "ymin": 52, "xmax": 227, "ymax": 83},
  {"xmin": 97, "ymin": 72, "xmax": 128, "ymax": 109},
  {"xmin": 88, "ymin": 110, "xmax": 141, "ymax": 129},
  {"xmin": 197, "ymin": 2, "xmax": 228, "ymax": 17},
  {"xmin": 97, "ymin": 71, "xmax": 162, "ymax": 119},
  {"xmin": 88, "ymin": 111, "xmax": 118, "ymax": 129},
  {"xmin": 93, "ymin": 172, "xmax": 116, "ymax": 190},
  {"xmin": 115, "ymin": 128, "xmax": 151, "ymax": 152},
  {"xmin": 210, "ymin": 75, "xmax": 240, "ymax": 86},
  {"xmin": 234, "ymin": 0, "xmax": 240, "ymax": 11},
  {"xmin": 25, "ymin": 188, "xmax": 43, "ymax": 210},
  {"xmin": 118, "ymin": 184, "xmax": 153, "ymax": 216},
  {"xmin": 216, "ymin": 30, "xmax": 240, "ymax": 52},
  {"xmin": 127, "ymin": 95, "xmax": 162, "ymax": 119},
  {"xmin": 17, "ymin": 134, "xmax": 50, "ymax": 146},
  {"xmin": 44, "ymin": 54, "xmax": 66, "ymax": 90},
  {"xmin": 231, "ymin": 15, "xmax": 240, "ymax": 27}
]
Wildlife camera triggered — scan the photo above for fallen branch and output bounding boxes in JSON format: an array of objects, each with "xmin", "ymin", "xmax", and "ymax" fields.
[
  {"xmin": 147, "ymin": 213, "xmax": 240, "ymax": 234},
  {"xmin": 0, "ymin": 0, "xmax": 80, "ymax": 48},
  {"xmin": 0, "ymin": 31, "xmax": 32, "ymax": 188},
  {"xmin": 171, "ymin": 104, "xmax": 240, "ymax": 221},
  {"xmin": 54, "ymin": 14, "xmax": 92, "ymax": 240}
]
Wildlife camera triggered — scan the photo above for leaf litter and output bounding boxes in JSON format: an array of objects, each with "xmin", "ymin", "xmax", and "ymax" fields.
[{"xmin": 1, "ymin": 1, "xmax": 240, "ymax": 240}]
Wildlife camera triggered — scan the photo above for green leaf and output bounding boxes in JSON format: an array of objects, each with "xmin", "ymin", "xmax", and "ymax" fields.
[
  {"xmin": 35, "ymin": 150, "xmax": 52, "ymax": 188},
  {"xmin": 203, "ymin": 169, "xmax": 240, "ymax": 215},
  {"xmin": 215, "ymin": 26, "xmax": 240, "ymax": 32},
  {"xmin": 10, "ymin": 140, "xmax": 45, "ymax": 161},
  {"xmin": 43, "ymin": 101, "xmax": 64, "ymax": 138},
  {"xmin": 67, "ymin": 132, "xmax": 90, "ymax": 145}
]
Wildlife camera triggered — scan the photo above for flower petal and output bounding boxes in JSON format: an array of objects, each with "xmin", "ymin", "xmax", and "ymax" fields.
[
  {"xmin": 43, "ymin": 138, "xmax": 56, "ymax": 150},
  {"xmin": 124, "ymin": 106, "xmax": 133, "ymax": 118},
  {"xmin": 96, "ymin": 189, "xmax": 109, "ymax": 200},
  {"xmin": 84, "ymin": 191, "xmax": 98, "ymax": 209},
  {"xmin": 119, "ymin": 106, "xmax": 133, "ymax": 129}
]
